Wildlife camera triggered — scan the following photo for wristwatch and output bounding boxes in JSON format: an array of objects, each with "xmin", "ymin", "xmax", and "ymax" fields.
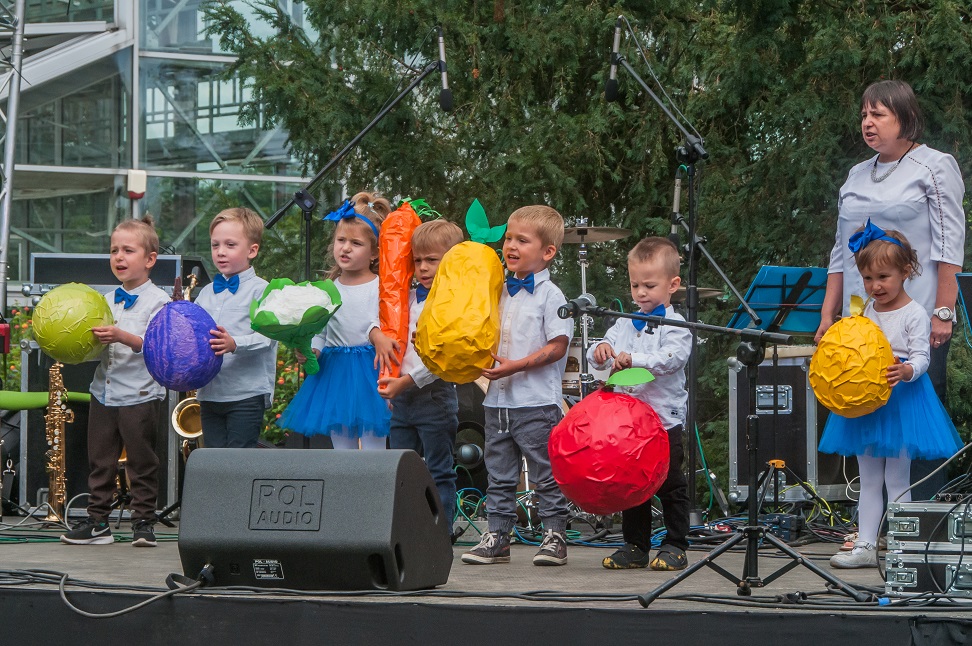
[{"xmin": 933, "ymin": 306, "xmax": 955, "ymax": 322}]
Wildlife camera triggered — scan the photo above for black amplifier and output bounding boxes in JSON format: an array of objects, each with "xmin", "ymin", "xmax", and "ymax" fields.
[
  {"xmin": 887, "ymin": 501, "xmax": 972, "ymax": 554},
  {"xmin": 886, "ymin": 552, "xmax": 972, "ymax": 598}
]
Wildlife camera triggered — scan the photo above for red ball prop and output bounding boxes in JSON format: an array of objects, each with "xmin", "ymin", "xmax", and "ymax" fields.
[{"xmin": 550, "ymin": 389, "xmax": 670, "ymax": 515}]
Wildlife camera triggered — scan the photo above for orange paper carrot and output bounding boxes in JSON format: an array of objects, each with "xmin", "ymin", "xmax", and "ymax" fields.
[{"xmin": 378, "ymin": 200, "xmax": 422, "ymax": 378}]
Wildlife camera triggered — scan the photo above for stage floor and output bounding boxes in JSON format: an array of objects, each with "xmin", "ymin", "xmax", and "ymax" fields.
[{"xmin": 2, "ymin": 523, "xmax": 970, "ymax": 645}]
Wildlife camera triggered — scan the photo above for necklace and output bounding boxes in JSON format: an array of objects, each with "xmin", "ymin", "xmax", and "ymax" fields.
[{"xmin": 870, "ymin": 142, "xmax": 918, "ymax": 183}]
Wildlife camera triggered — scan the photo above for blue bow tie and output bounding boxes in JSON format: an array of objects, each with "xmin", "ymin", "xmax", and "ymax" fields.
[
  {"xmin": 114, "ymin": 288, "xmax": 138, "ymax": 310},
  {"xmin": 506, "ymin": 273, "xmax": 535, "ymax": 296},
  {"xmin": 632, "ymin": 304, "xmax": 667, "ymax": 331},
  {"xmin": 848, "ymin": 218, "xmax": 904, "ymax": 253},
  {"xmin": 213, "ymin": 274, "xmax": 240, "ymax": 294},
  {"xmin": 415, "ymin": 284, "xmax": 430, "ymax": 303}
]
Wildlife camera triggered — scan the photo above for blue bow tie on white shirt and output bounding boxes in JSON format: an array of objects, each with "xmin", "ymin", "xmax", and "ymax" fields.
[
  {"xmin": 506, "ymin": 273, "xmax": 535, "ymax": 296},
  {"xmin": 632, "ymin": 304, "xmax": 667, "ymax": 331},
  {"xmin": 415, "ymin": 284, "xmax": 430, "ymax": 303},
  {"xmin": 213, "ymin": 274, "xmax": 240, "ymax": 294},
  {"xmin": 114, "ymin": 288, "xmax": 138, "ymax": 310}
]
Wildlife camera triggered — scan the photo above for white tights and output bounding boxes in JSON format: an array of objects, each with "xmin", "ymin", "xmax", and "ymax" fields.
[
  {"xmin": 329, "ymin": 433, "xmax": 387, "ymax": 450},
  {"xmin": 856, "ymin": 453, "xmax": 911, "ymax": 546}
]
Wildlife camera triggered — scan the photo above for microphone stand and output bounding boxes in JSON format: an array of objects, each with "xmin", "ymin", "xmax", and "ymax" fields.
[
  {"xmin": 263, "ymin": 59, "xmax": 443, "ymax": 281},
  {"xmin": 615, "ymin": 55, "xmax": 761, "ymax": 519},
  {"xmin": 566, "ymin": 304, "xmax": 870, "ymax": 606}
]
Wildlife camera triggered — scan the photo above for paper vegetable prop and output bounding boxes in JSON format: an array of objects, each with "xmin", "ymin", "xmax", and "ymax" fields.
[
  {"xmin": 250, "ymin": 278, "xmax": 342, "ymax": 375},
  {"xmin": 549, "ymin": 370, "xmax": 669, "ymax": 515},
  {"xmin": 414, "ymin": 199, "xmax": 504, "ymax": 384},
  {"xmin": 809, "ymin": 296, "xmax": 894, "ymax": 418},
  {"xmin": 32, "ymin": 283, "xmax": 114, "ymax": 364},
  {"xmin": 143, "ymin": 300, "xmax": 223, "ymax": 392},
  {"xmin": 378, "ymin": 199, "xmax": 424, "ymax": 378}
]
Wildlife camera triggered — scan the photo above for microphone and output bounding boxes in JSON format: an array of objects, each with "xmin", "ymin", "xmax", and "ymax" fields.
[
  {"xmin": 605, "ymin": 16, "xmax": 622, "ymax": 102},
  {"xmin": 437, "ymin": 27, "xmax": 453, "ymax": 112},
  {"xmin": 558, "ymin": 293, "xmax": 596, "ymax": 319},
  {"xmin": 669, "ymin": 177, "xmax": 682, "ymax": 249}
]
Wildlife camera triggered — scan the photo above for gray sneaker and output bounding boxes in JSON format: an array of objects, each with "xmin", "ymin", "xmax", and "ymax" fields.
[
  {"xmin": 461, "ymin": 531, "xmax": 511, "ymax": 564},
  {"xmin": 533, "ymin": 529, "xmax": 568, "ymax": 566},
  {"xmin": 830, "ymin": 541, "xmax": 877, "ymax": 569}
]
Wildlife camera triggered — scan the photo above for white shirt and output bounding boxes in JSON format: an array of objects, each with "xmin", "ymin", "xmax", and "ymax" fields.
[
  {"xmin": 864, "ymin": 299, "xmax": 929, "ymax": 382},
  {"xmin": 195, "ymin": 267, "xmax": 278, "ymax": 403},
  {"xmin": 89, "ymin": 280, "xmax": 169, "ymax": 406},
  {"xmin": 586, "ymin": 305, "xmax": 692, "ymax": 429},
  {"xmin": 311, "ymin": 276, "xmax": 381, "ymax": 350},
  {"xmin": 484, "ymin": 269, "xmax": 573, "ymax": 409},
  {"xmin": 829, "ymin": 145, "xmax": 966, "ymax": 316},
  {"xmin": 400, "ymin": 289, "xmax": 436, "ymax": 389}
]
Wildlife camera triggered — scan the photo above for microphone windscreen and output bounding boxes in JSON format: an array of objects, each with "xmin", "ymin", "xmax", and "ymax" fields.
[
  {"xmin": 439, "ymin": 89, "xmax": 453, "ymax": 112},
  {"xmin": 605, "ymin": 79, "xmax": 618, "ymax": 102}
]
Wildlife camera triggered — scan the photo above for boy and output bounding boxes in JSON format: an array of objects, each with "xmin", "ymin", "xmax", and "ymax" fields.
[
  {"xmin": 461, "ymin": 205, "xmax": 574, "ymax": 566},
  {"xmin": 61, "ymin": 216, "xmax": 170, "ymax": 547},
  {"xmin": 378, "ymin": 219, "xmax": 465, "ymax": 534},
  {"xmin": 194, "ymin": 207, "xmax": 278, "ymax": 448},
  {"xmin": 587, "ymin": 237, "xmax": 692, "ymax": 570}
]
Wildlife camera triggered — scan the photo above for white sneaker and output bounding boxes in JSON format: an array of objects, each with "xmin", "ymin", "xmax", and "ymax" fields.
[{"xmin": 830, "ymin": 541, "xmax": 878, "ymax": 569}]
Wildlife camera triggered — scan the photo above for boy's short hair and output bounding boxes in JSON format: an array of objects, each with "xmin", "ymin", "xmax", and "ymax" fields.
[
  {"xmin": 508, "ymin": 205, "xmax": 565, "ymax": 249},
  {"xmin": 210, "ymin": 207, "xmax": 264, "ymax": 246},
  {"xmin": 114, "ymin": 215, "xmax": 159, "ymax": 256},
  {"xmin": 628, "ymin": 237, "xmax": 681, "ymax": 277},
  {"xmin": 412, "ymin": 220, "xmax": 464, "ymax": 255}
]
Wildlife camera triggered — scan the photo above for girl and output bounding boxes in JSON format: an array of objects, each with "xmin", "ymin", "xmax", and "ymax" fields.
[
  {"xmin": 820, "ymin": 219, "xmax": 962, "ymax": 568},
  {"xmin": 280, "ymin": 191, "xmax": 399, "ymax": 449}
]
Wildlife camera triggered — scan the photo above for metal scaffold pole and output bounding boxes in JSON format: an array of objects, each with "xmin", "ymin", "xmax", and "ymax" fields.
[{"xmin": 0, "ymin": 0, "xmax": 26, "ymax": 314}]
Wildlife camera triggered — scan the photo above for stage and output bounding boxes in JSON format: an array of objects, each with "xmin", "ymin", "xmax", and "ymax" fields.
[{"xmin": 2, "ymin": 523, "xmax": 970, "ymax": 645}]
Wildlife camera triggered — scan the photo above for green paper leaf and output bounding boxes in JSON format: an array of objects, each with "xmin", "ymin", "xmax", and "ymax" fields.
[
  {"xmin": 606, "ymin": 368, "xmax": 655, "ymax": 387},
  {"xmin": 465, "ymin": 198, "xmax": 506, "ymax": 243}
]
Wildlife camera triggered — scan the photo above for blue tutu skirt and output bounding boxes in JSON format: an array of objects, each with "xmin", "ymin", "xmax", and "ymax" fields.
[
  {"xmin": 818, "ymin": 372, "xmax": 961, "ymax": 459},
  {"xmin": 280, "ymin": 345, "xmax": 391, "ymax": 439}
]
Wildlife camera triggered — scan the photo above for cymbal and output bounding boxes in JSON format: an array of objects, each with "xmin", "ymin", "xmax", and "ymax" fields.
[
  {"xmin": 671, "ymin": 287, "xmax": 722, "ymax": 303},
  {"xmin": 562, "ymin": 226, "xmax": 631, "ymax": 244}
]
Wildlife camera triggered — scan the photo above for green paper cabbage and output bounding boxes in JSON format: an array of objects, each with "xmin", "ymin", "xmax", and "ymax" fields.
[
  {"xmin": 32, "ymin": 282, "xmax": 114, "ymax": 364},
  {"xmin": 249, "ymin": 278, "xmax": 342, "ymax": 375}
]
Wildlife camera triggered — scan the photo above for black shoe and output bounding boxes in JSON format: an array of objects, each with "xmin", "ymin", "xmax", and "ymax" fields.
[
  {"xmin": 60, "ymin": 517, "xmax": 113, "ymax": 545},
  {"xmin": 650, "ymin": 544, "xmax": 688, "ymax": 571},
  {"xmin": 602, "ymin": 542, "xmax": 651, "ymax": 569},
  {"xmin": 533, "ymin": 529, "xmax": 568, "ymax": 566},
  {"xmin": 461, "ymin": 531, "xmax": 511, "ymax": 564},
  {"xmin": 132, "ymin": 520, "xmax": 157, "ymax": 547}
]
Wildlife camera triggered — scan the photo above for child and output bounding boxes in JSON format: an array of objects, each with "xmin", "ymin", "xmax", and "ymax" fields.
[
  {"xmin": 61, "ymin": 216, "xmax": 170, "ymax": 547},
  {"xmin": 461, "ymin": 205, "xmax": 574, "ymax": 566},
  {"xmin": 280, "ymin": 191, "xmax": 398, "ymax": 449},
  {"xmin": 821, "ymin": 220, "xmax": 962, "ymax": 568},
  {"xmin": 378, "ymin": 219, "xmax": 465, "ymax": 531},
  {"xmin": 195, "ymin": 207, "xmax": 278, "ymax": 448},
  {"xmin": 587, "ymin": 237, "xmax": 693, "ymax": 570}
]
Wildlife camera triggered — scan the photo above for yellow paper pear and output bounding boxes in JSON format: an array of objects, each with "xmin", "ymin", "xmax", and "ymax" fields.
[{"xmin": 809, "ymin": 305, "xmax": 894, "ymax": 418}]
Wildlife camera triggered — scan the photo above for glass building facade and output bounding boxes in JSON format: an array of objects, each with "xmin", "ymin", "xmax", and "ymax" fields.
[{"xmin": 2, "ymin": 0, "xmax": 308, "ymax": 285}]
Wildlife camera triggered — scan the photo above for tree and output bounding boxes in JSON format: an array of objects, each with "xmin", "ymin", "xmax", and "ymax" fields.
[{"xmin": 204, "ymin": 0, "xmax": 972, "ymax": 498}]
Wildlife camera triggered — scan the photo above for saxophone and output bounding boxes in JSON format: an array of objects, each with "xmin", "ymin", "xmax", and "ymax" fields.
[{"xmin": 44, "ymin": 362, "xmax": 73, "ymax": 522}]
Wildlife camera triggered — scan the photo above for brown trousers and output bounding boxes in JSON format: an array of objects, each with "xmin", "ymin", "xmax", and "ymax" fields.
[{"xmin": 86, "ymin": 398, "xmax": 160, "ymax": 522}]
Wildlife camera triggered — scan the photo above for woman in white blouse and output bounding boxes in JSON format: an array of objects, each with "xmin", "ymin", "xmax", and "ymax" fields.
[{"xmin": 816, "ymin": 79, "xmax": 966, "ymax": 497}]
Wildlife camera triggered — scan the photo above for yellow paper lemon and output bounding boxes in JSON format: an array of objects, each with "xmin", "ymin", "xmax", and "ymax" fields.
[
  {"xmin": 414, "ymin": 241, "xmax": 504, "ymax": 384},
  {"xmin": 809, "ymin": 314, "xmax": 894, "ymax": 418}
]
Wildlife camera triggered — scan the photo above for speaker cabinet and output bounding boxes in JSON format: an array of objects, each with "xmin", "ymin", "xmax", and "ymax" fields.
[
  {"xmin": 728, "ymin": 351, "xmax": 857, "ymax": 503},
  {"xmin": 178, "ymin": 448, "xmax": 454, "ymax": 591}
]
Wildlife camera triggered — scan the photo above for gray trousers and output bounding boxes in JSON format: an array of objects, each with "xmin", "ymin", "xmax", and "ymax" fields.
[{"xmin": 483, "ymin": 405, "xmax": 568, "ymax": 534}]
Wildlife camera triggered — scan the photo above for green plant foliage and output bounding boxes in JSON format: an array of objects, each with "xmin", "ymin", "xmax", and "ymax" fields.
[{"xmin": 203, "ymin": 0, "xmax": 972, "ymax": 492}]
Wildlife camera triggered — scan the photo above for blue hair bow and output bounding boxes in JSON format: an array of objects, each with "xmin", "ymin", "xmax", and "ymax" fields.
[
  {"xmin": 847, "ymin": 218, "xmax": 903, "ymax": 253},
  {"xmin": 322, "ymin": 199, "xmax": 381, "ymax": 239}
]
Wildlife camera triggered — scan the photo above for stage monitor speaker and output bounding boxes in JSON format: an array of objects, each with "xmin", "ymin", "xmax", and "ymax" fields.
[{"xmin": 178, "ymin": 448, "xmax": 454, "ymax": 591}]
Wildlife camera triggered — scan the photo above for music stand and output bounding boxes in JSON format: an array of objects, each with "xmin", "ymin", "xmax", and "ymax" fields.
[
  {"xmin": 955, "ymin": 273, "xmax": 972, "ymax": 329},
  {"xmin": 728, "ymin": 266, "xmax": 827, "ymax": 334}
]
